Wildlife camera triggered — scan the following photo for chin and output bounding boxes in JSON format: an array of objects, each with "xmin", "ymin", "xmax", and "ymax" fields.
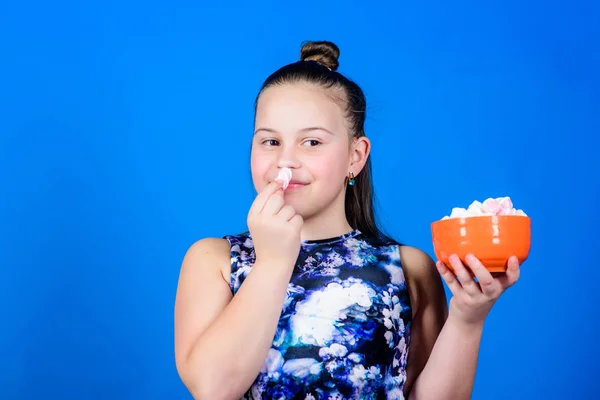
[
  {"xmin": 283, "ymin": 195, "xmax": 312, "ymax": 213},
  {"xmin": 288, "ymin": 194, "xmax": 340, "ymax": 218}
]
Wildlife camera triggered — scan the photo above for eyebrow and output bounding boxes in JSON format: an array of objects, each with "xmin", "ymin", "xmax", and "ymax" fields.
[{"xmin": 254, "ymin": 127, "xmax": 336, "ymax": 136}]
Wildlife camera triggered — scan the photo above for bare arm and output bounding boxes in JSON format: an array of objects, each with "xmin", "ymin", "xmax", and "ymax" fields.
[
  {"xmin": 402, "ymin": 245, "xmax": 481, "ymax": 400},
  {"xmin": 174, "ymin": 238, "xmax": 294, "ymax": 400},
  {"xmin": 403, "ymin": 248, "xmax": 519, "ymax": 400},
  {"xmin": 401, "ymin": 246, "xmax": 449, "ymax": 398},
  {"xmin": 409, "ymin": 313, "xmax": 483, "ymax": 400}
]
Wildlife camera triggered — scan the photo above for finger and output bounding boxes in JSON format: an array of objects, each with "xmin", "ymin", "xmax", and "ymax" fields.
[
  {"xmin": 274, "ymin": 177, "xmax": 287, "ymax": 188},
  {"xmin": 248, "ymin": 180, "xmax": 284, "ymax": 215},
  {"xmin": 262, "ymin": 189, "xmax": 285, "ymax": 216},
  {"xmin": 465, "ymin": 254, "xmax": 500, "ymax": 297},
  {"xmin": 277, "ymin": 205, "xmax": 297, "ymax": 221},
  {"xmin": 289, "ymin": 214, "xmax": 304, "ymax": 229},
  {"xmin": 436, "ymin": 260, "xmax": 463, "ymax": 296},
  {"xmin": 497, "ymin": 256, "xmax": 521, "ymax": 288},
  {"xmin": 449, "ymin": 254, "xmax": 481, "ymax": 295}
]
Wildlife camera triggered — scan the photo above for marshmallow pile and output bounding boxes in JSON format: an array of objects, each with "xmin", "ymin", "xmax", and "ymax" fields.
[
  {"xmin": 275, "ymin": 167, "xmax": 292, "ymax": 190},
  {"xmin": 441, "ymin": 196, "xmax": 527, "ymax": 220}
]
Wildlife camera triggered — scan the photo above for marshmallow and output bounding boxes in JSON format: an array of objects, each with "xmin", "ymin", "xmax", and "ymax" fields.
[
  {"xmin": 441, "ymin": 196, "xmax": 527, "ymax": 219},
  {"xmin": 275, "ymin": 167, "xmax": 292, "ymax": 190}
]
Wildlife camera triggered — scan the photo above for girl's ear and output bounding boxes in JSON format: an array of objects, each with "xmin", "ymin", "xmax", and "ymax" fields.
[{"xmin": 349, "ymin": 136, "xmax": 371, "ymax": 174}]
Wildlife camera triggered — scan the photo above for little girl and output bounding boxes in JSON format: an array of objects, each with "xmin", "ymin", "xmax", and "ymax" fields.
[{"xmin": 174, "ymin": 40, "xmax": 521, "ymax": 400}]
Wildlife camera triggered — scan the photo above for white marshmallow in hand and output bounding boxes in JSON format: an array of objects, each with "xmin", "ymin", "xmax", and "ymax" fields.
[{"xmin": 275, "ymin": 167, "xmax": 292, "ymax": 190}]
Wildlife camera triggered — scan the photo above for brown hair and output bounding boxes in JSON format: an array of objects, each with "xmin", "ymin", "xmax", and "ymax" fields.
[{"xmin": 254, "ymin": 40, "xmax": 394, "ymax": 242}]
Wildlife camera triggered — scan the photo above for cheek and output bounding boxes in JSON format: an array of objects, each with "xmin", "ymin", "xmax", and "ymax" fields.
[
  {"xmin": 311, "ymin": 154, "xmax": 348, "ymax": 183},
  {"xmin": 250, "ymin": 149, "xmax": 271, "ymax": 186}
]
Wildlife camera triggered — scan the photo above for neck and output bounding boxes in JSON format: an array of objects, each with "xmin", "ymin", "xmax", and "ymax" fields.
[{"xmin": 300, "ymin": 190, "xmax": 353, "ymax": 242}]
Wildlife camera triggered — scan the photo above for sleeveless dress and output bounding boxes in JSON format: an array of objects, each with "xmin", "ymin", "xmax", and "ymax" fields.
[{"xmin": 223, "ymin": 229, "xmax": 413, "ymax": 400}]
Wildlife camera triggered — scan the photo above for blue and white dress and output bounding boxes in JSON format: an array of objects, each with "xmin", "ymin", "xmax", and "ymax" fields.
[{"xmin": 224, "ymin": 229, "xmax": 413, "ymax": 400}]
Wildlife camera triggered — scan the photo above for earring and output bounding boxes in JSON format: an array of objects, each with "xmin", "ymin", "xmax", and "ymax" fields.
[{"xmin": 348, "ymin": 172, "xmax": 355, "ymax": 186}]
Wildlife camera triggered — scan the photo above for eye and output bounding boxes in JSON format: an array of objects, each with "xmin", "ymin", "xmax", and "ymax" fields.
[
  {"xmin": 303, "ymin": 139, "xmax": 321, "ymax": 147},
  {"xmin": 262, "ymin": 139, "xmax": 280, "ymax": 146}
]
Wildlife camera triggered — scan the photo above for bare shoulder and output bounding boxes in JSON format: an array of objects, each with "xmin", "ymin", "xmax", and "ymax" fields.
[
  {"xmin": 180, "ymin": 237, "xmax": 232, "ymax": 282},
  {"xmin": 399, "ymin": 245, "xmax": 444, "ymax": 313},
  {"xmin": 399, "ymin": 245, "xmax": 437, "ymax": 274},
  {"xmin": 182, "ymin": 237, "xmax": 231, "ymax": 264}
]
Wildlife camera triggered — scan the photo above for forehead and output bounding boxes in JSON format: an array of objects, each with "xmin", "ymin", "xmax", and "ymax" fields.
[{"xmin": 255, "ymin": 84, "xmax": 347, "ymax": 133}]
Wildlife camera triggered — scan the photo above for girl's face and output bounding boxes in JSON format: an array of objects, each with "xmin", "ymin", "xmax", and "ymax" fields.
[{"xmin": 251, "ymin": 83, "xmax": 368, "ymax": 220}]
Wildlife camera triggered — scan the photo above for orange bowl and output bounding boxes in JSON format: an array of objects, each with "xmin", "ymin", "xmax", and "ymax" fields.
[{"xmin": 431, "ymin": 215, "xmax": 531, "ymax": 273}]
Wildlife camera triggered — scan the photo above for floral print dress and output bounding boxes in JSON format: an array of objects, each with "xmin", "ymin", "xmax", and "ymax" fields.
[{"xmin": 224, "ymin": 229, "xmax": 413, "ymax": 400}]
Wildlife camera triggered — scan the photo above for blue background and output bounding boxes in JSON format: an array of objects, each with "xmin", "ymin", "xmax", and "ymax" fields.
[{"xmin": 1, "ymin": 1, "xmax": 598, "ymax": 399}]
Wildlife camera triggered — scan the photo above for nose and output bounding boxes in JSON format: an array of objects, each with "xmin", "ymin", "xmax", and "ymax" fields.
[{"xmin": 277, "ymin": 143, "xmax": 300, "ymax": 168}]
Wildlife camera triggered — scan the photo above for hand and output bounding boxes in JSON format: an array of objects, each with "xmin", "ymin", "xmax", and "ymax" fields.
[
  {"xmin": 436, "ymin": 254, "xmax": 521, "ymax": 326},
  {"xmin": 247, "ymin": 180, "xmax": 304, "ymax": 267}
]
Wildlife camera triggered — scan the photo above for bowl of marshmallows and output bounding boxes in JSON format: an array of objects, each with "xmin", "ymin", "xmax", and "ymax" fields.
[{"xmin": 431, "ymin": 197, "xmax": 531, "ymax": 273}]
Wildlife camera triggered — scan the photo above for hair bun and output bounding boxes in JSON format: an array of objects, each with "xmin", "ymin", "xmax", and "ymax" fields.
[{"xmin": 300, "ymin": 41, "xmax": 340, "ymax": 72}]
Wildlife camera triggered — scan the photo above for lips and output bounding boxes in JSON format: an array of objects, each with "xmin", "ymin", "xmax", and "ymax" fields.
[{"xmin": 285, "ymin": 180, "xmax": 308, "ymax": 190}]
